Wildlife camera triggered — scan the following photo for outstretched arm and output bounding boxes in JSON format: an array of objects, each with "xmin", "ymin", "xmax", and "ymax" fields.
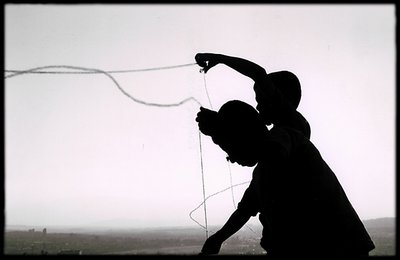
[
  {"xmin": 195, "ymin": 53, "xmax": 278, "ymax": 104},
  {"xmin": 195, "ymin": 53, "xmax": 268, "ymax": 83},
  {"xmin": 200, "ymin": 208, "xmax": 251, "ymax": 255}
]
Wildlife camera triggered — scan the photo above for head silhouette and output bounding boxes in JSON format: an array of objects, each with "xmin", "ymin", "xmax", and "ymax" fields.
[
  {"xmin": 212, "ymin": 100, "xmax": 266, "ymax": 167},
  {"xmin": 268, "ymin": 71, "xmax": 302, "ymax": 109}
]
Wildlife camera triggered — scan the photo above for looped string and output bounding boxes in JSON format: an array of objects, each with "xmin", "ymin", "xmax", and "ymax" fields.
[{"xmin": 195, "ymin": 71, "xmax": 258, "ymax": 237}]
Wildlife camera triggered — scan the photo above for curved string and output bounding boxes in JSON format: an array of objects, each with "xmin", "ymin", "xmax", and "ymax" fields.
[
  {"xmin": 189, "ymin": 181, "xmax": 251, "ymax": 233},
  {"xmin": 4, "ymin": 63, "xmax": 197, "ymax": 76},
  {"xmin": 4, "ymin": 65, "xmax": 202, "ymax": 108}
]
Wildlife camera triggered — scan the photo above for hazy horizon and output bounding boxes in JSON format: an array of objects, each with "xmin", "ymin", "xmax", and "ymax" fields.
[
  {"xmin": 5, "ymin": 216, "xmax": 396, "ymax": 232},
  {"xmin": 5, "ymin": 4, "xmax": 395, "ymax": 230}
]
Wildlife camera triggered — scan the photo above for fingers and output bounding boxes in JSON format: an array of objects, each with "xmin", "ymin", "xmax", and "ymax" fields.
[
  {"xmin": 195, "ymin": 53, "xmax": 212, "ymax": 68},
  {"xmin": 196, "ymin": 53, "xmax": 219, "ymax": 75},
  {"xmin": 196, "ymin": 111, "xmax": 218, "ymax": 137},
  {"xmin": 195, "ymin": 53, "xmax": 207, "ymax": 67},
  {"xmin": 196, "ymin": 108, "xmax": 212, "ymax": 122},
  {"xmin": 196, "ymin": 107, "xmax": 205, "ymax": 122}
]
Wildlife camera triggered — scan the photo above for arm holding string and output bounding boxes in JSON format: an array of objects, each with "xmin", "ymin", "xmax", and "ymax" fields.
[
  {"xmin": 194, "ymin": 53, "xmax": 296, "ymax": 126},
  {"xmin": 195, "ymin": 53, "xmax": 277, "ymax": 98},
  {"xmin": 195, "ymin": 53, "xmax": 266, "ymax": 80},
  {"xmin": 195, "ymin": 53, "xmax": 287, "ymax": 114}
]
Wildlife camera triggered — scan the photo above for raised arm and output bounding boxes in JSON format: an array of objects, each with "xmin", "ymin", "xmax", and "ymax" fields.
[
  {"xmin": 195, "ymin": 53, "xmax": 268, "ymax": 83},
  {"xmin": 195, "ymin": 53, "xmax": 278, "ymax": 101}
]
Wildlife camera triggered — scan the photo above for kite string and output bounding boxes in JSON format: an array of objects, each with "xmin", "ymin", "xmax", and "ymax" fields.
[
  {"xmin": 201, "ymin": 72, "xmax": 236, "ymax": 210},
  {"xmin": 227, "ymin": 163, "xmax": 236, "ymax": 207},
  {"xmin": 202, "ymin": 72, "xmax": 213, "ymax": 110},
  {"xmin": 188, "ymin": 180, "xmax": 251, "ymax": 234},
  {"xmin": 198, "ymin": 72, "xmax": 258, "ymax": 237},
  {"xmin": 4, "ymin": 63, "xmax": 197, "ymax": 75},
  {"xmin": 199, "ymin": 72, "xmax": 212, "ymax": 239},
  {"xmin": 198, "ymin": 130, "xmax": 208, "ymax": 239},
  {"xmin": 4, "ymin": 65, "xmax": 202, "ymax": 108}
]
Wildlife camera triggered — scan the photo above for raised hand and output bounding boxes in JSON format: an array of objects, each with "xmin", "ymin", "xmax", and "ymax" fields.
[
  {"xmin": 195, "ymin": 53, "xmax": 220, "ymax": 73},
  {"xmin": 195, "ymin": 107, "xmax": 218, "ymax": 136}
]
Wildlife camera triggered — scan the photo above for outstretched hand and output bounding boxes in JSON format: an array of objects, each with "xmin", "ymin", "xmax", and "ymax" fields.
[
  {"xmin": 195, "ymin": 53, "xmax": 220, "ymax": 73},
  {"xmin": 196, "ymin": 107, "xmax": 218, "ymax": 137}
]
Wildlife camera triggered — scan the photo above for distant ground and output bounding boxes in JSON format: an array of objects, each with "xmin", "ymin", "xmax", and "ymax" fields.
[
  {"xmin": 362, "ymin": 217, "xmax": 396, "ymax": 256},
  {"xmin": 4, "ymin": 217, "xmax": 395, "ymax": 255}
]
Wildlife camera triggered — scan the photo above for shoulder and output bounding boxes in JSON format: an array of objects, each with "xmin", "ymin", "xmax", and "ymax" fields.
[
  {"xmin": 268, "ymin": 126, "xmax": 291, "ymax": 141},
  {"xmin": 292, "ymin": 111, "xmax": 311, "ymax": 139},
  {"xmin": 277, "ymin": 110, "xmax": 311, "ymax": 139},
  {"xmin": 262, "ymin": 127, "xmax": 292, "ymax": 160},
  {"xmin": 267, "ymin": 126, "xmax": 309, "ymax": 155},
  {"xmin": 268, "ymin": 126, "xmax": 303, "ymax": 143}
]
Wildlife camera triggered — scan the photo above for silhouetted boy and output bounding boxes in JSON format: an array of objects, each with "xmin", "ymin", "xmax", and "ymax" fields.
[{"xmin": 196, "ymin": 100, "xmax": 375, "ymax": 257}]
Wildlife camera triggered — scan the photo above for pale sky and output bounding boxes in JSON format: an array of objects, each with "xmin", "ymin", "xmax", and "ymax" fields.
[{"xmin": 4, "ymin": 4, "xmax": 396, "ymax": 230}]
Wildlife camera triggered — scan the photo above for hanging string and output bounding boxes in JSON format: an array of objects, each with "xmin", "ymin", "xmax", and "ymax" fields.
[
  {"xmin": 198, "ymin": 131, "xmax": 209, "ymax": 239},
  {"xmin": 189, "ymin": 180, "xmax": 251, "ymax": 234},
  {"xmin": 198, "ymin": 71, "xmax": 258, "ymax": 237},
  {"xmin": 227, "ymin": 163, "xmax": 236, "ymax": 208},
  {"xmin": 201, "ymin": 72, "xmax": 237, "ymax": 212},
  {"xmin": 202, "ymin": 72, "xmax": 213, "ymax": 110},
  {"xmin": 190, "ymin": 181, "xmax": 251, "ymax": 216},
  {"xmin": 196, "ymin": 70, "xmax": 213, "ymax": 239}
]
